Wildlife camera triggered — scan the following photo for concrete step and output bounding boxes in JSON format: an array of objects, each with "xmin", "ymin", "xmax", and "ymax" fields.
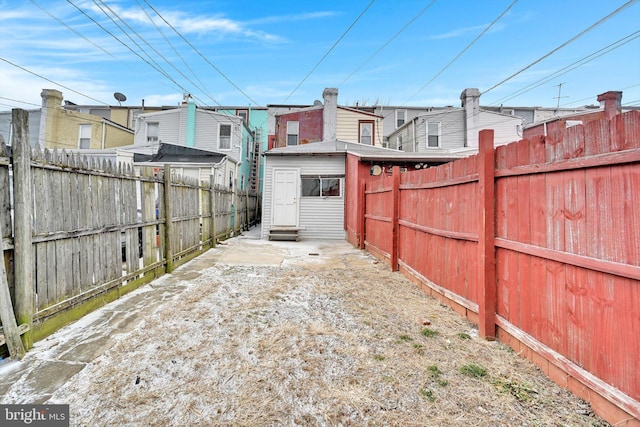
[{"xmin": 269, "ymin": 228, "xmax": 299, "ymax": 241}]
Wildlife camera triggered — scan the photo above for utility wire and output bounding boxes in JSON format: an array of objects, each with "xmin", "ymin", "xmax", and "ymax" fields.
[
  {"xmin": 0, "ymin": 57, "xmax": 109, "ymax": 105},
  {"xmin": 491, "ymin": 29, "xmax": 640, "ymax": 105},
  {"xmin": 66, "ymin": 0, "xmax": 202, "ymax": 105},
  {"xmin": 31, "ymin": 0, "xmax": 120, "ymax": 62},
  {"xmin": 94, "ymin": 0, "xmax": 220, "ymax": 107},
  {"xmin": 135, "ymin": 0, "xmax": 211, "ymax": 102},
  {"xmin": 284, "ymin": 0, "xmax": 376, "ymax": 102},
  {"xmin": 0, "ymin": 97, "xmax": 41, "ymax": 107},
  {"xmin": 406, "ymin": 0, "xmax": 519, "ymax": 103},
  {"xmin": 561, "ymin": 83, "xmax": 640, "ymax": 107},
  {"xmin": 482, "ymin": 0, "xmax": 639, "ymax": 95},
  {"xmin": 143, "ymin": 0, "xmax": 261, "ymax": 106},
  {"xmin": 339, "ymin": 0, "xmax": 437, "ymax": 86}
]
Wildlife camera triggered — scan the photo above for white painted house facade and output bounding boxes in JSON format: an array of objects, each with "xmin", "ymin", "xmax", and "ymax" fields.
[
  {"xmin": 262, "ymin": 142, "xmax": 347, "ymax": 240},
  {"xmin": 387, "ymin": 89, "xmax": 524, "ymax": 153}
]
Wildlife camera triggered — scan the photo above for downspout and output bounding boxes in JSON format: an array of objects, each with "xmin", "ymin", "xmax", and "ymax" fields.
[
  {"xmin": 186, "ymin": 98, "xmax": 196, "ymax": 147},
  {"xmin": 413, "ymin": 117, "xmax": 418, "ymax": 152},
  {"xmin": 101, "ymin": 119, "xmax": 106, "ymax": 149}
]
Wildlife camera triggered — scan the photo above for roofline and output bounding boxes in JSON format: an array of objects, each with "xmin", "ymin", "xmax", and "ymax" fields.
[{"xmin": 337, "ymin": 106, "xmax": 383, "ymax": 118}]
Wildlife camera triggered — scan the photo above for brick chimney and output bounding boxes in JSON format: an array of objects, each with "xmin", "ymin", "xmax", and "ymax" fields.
[
  {"xmin": 460, "ymin": 88, "xmax": 481, "ymax": 147},
  {"xmin": 597, "ymin": 91, "xmax": 622, "ymax": 121},
  {"xmin": 322, "ymin": 87, "xmax": 338, "ymax": 141}
]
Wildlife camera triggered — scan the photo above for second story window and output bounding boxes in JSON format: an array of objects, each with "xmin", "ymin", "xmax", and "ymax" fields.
[
  {"xmin": 287, "ymin": 121, "xmax": 299, "ymax": 146},
  {"xmin": 219, "ymin": 123, "xmax": 231, "ymax": 150},
  {"xmin": 78, "ymin": 124, "xmax": 91, "ymax": 149},
  {"xmin": 427, "ymin": 122, "xmax": 441, "ymax": 148},
  {"xmin": 396, "ymin": 110, "xmax": 406, "ymax": 128},
  {"xmin": 147, "ymin": 122, "xmax": 159, "ymax": 143},
  {"xmin": 359, "ymin": 121, "xmax": 373, "ymax": 145},
  {"xmin": 236, "ymin": 109, "xmax": 248, "ymax": 124}
]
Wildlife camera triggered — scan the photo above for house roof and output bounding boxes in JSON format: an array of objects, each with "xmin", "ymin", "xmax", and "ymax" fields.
[
  {"xmin": 133, "ymin": 143, "xmax": 227, "ymax": 164},
  {"xmin": 337, "ymin": 106, "xmax": 383, "ymax": 118},
  {"xmin": 265, "ymin": 140, "xmax": 470, "ymax": 162}
]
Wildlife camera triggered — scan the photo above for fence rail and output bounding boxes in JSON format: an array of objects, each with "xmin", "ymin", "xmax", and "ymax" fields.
[
  {"xmin": 0, "ymin": 109, "xmax": 260, "ymax": 355},
  {"xmin": 359, "ymin": 111, "xmax": 640, "ymax": 424}
]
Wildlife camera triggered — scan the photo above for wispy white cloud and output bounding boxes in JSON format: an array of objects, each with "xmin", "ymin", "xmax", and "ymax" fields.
[
  {"xmin": 246, "ymin": 11, "xmax": 336, "ymax": 25},
  {"xmin": 83, "ymin": 2, "xmax": 287, "ymax": 43},
  {"xmin": 142, "ymin": 93, "xmax": 183, "ymax": 106},
  {"xmin": 431, "ymin": 23, "xmax": 505, "ymax": 40}
]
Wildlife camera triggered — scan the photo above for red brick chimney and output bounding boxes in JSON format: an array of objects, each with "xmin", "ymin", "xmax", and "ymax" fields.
[{"xmin": 597, "ymin": 91, "xmax": 622, "ymax": 121}]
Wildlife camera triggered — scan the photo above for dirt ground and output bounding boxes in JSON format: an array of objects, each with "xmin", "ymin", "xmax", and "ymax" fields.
[{"xmin": 44, "ymin": 234, "xmax": 608, "ymax": 426}]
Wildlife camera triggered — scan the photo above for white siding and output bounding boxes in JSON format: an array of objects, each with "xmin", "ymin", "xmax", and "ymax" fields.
[
  {"xmin": 477, "ymin": 112, "xmax": 522, "ymax": 147},
  {"xmin": 388, "ymin": 110, "xmax": 466, "ymax": 152},
  {"xmin": 194, "ymin": 110, "xmax": 243, "ymax": 163},
  {"xmin": 261, "ymin": 155, "xmax": 346, "ymax": 240}
]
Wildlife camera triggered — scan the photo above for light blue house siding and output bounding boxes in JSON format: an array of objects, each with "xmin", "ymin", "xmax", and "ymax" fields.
[
  {"xmin": 135, "ymin": 104, "xmax": 254, "ymax": 192},
  {"xmin": 206, "ymin": 107, "xmax": 268, "ymax": 194}
]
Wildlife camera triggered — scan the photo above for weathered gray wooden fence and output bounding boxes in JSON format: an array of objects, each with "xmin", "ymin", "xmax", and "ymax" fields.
[{"xmin": 0, "ymin": 109, "xmax": 260, "ymax": 355}]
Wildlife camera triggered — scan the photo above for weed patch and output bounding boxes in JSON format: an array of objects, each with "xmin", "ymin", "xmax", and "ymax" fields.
[
  {"xmin": 460, "ymin": 363, "xmax": 487, "ymax": 378},
  {"xmin": 420, "ymin": 328, "xmax": 439, "ymax": 338}
]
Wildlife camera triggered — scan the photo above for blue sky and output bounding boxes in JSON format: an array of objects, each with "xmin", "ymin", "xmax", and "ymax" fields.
[{"xmin": 1, "ymin": 0, "xmax": 639, "ymax": 111}]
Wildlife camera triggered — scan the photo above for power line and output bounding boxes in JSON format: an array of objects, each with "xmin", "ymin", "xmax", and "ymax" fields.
[
  {"xmin": 491, "ymin": 30, "xmax": 640, "ymax": 105},
  {"xmin": 93, "ymin": 0, "xmax": 220, "ymax": 107},
  {"xmin": 31, "ymin": 0, "xmax": 120, "ymax": 62},
  {"xmin": 284, "ymin": 0, "xmax": 376, "ymax": 102},
  {"xmin": 135, "ymin": 0, "xmax": 211, "ymax": 102},
  {"xmin": 482, "ymin": 0, "xmax": 639, "ymax": 95},
  {"xmin": 65, "ymin": 0, "xmax": 203, "ymax": 105},
  {"xmin": 0, "ymin": 57, "xmax": 109, "ymax": 105},
  {"xmin": 562, "ymin": 84, "xmax": 640, "ymax": 107},
  {"xmin": 406, "ymin": 0, "xmax": 519, "ymax": 103},
  {"xmin": 339, "ymin": 0, "xmax": 437, "ymax": 86},
  {"xmin": 0, "ymin": 97, "xmax": 41, "ymax": 107},
  {"xmin": 143, "ymin": 0, "xmax": 261, "ymax": 106}
]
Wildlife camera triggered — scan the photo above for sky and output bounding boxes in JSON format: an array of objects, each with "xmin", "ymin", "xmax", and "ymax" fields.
[{"xmin": 1, "ymin": 0, "xmax": 639, "ymax": 112}]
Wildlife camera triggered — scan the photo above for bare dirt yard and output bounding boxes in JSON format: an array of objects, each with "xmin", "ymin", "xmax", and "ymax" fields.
[{"xmin": 44, "ymin": 234, "xmax": 607, "ymax": 426}]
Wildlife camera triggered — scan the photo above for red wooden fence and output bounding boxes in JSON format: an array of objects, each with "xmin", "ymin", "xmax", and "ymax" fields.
[{"xmin": 357, "ymin": 111, "xmax": 640, "ymax": 424}]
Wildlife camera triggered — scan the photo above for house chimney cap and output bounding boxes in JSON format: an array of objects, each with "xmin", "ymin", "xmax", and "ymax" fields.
[
  {"xmin": 596, "ymin": 91, "xmax": 622, "ymax": 102},
  {"xmin": 322, "ymin": 87, "xmax": 339, "ymax": 98}
]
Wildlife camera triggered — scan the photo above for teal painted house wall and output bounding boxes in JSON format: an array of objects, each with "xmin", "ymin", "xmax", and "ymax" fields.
[{"xmin": 214, "ymin": 108, "xmax": 268, "ymax": 194}]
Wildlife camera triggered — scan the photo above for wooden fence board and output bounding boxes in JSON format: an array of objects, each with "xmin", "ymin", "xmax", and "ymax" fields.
[{"xmin": 358, "ymin": 111, "xmax": 639, "ymax": 417}]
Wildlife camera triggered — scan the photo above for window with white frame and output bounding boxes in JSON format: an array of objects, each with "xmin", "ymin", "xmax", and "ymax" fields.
[
  {"xmin": 236, "ymin": 109, "xmax": 248, "ymax": 124},
  {"xmin": 397, "ymin": 135, "xmax": 403, "ymax": 150},
  {"xmin": 146, "ymin": 122, "xmax": 159, "ymax": 143},
  {"xmin": 219, "ymin": 123, "xmax": 231, "ymax": 150},
  {"xmin": 396, "ymin": 110, "xmax": 406, "ymax": 128},
  {"xmin": 286, "ymin": 121, "xmax": 299, "ymax": 146},
  {"xmin": 427, "ymin": 122, "xmax": 441, "ymax": 148},
  {"xmin": 78, "ymin": 124, "xmax": 91, "ymax": 148},
  {"xmin": 359, "ymin": 121, "xmax": 373, "ymax": 145},
  {"xmin": 301, "ymin": 176, "xmax": 343, "ymax": 197}
]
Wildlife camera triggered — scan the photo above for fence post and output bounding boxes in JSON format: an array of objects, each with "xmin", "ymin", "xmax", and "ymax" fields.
[
  {"xmin": 12, "ymin": 108, "xmax": 33, "ymax": 351},
  {"xmin": 246, "ymin": 190, "xmax": 250, "ymax": 229},
  {"xmin": 163, "ymin": 164, "xmax": 174, "ymax": 273},
  {"xmin": 391, "ymin": 166, "xmax": 400, "ymax": 271},
  {"xmin": 478, "ymin": 129, "xmax": 496, "ymax": 339},
  {"xmin": 210, "ymin": 176, "xmax": 216, "ymax": 248},
  {"xmin": 359, "ymin": 177, "xmax": 365, "ymax": 250}
]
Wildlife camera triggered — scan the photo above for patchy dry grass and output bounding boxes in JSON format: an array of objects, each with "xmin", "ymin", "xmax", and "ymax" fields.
[{"xmin": 49, "ymin": 240, "xmax": 608, "ymax": 426}]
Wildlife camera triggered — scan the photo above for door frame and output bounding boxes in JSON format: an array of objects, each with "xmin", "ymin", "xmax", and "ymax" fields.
[{"xmin": 271, "ymin": 167, "xmax": 300, "ymax": 227}]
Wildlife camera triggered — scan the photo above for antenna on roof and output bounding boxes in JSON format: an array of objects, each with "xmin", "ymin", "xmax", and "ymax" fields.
[{"xmin": 114, "ymin": 92, "xmax": 127, "ymax": 106}]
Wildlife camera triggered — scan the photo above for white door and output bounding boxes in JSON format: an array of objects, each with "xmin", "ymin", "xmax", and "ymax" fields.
[{"xmin": 272, "ymin": 168, "xmax": 299, "ymax": 226}]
